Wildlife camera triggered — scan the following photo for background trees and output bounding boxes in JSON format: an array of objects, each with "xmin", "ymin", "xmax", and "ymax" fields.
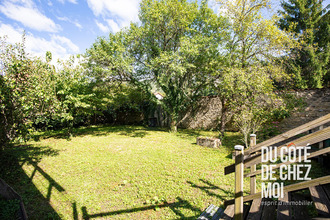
[
  {"xmin": 86, "ymin": 0, "xmax": 229, "ymax": 132},
  {"xmin": 278, "ymin": 0, "xmax": 329, "ymax": 88},
  {"xmin": 212, "ymin": 0, "xmax": 294, "ymax": 137},
  {"xmin": 0, "ymin": 36, "xmax": 59, "ymax": 147},
  {"xmin": 1, "ymin": 0, "xmax": 326, "ymax": 146}
]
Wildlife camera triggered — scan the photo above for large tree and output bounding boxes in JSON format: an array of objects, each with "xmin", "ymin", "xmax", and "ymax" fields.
[
  {"xmin": 86, "ymin": 0, "xmax": 229, "ymax": 132},
  {"xmin": 218, "ymin": 0, "xmax": 294, "ymax": 68},
  {"xmin": 278, "ymin": 0, "xmax": 329, "ymax": 88},
  {"xmin": 0, "ymin": 36, "xmax": 59, "ymax": 147},
  {"xmin": 213, "ymin": 0, "xmax": 293, "ymax": 136}
]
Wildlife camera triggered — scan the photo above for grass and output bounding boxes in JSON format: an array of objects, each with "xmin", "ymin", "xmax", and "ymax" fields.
[
  {"xmin": 0, "ymin": 125, "xmax": 247, "ymax": 220},
  {"xmin": 0, "ymin": 198, "xmax": 21, "ymax": 219}
]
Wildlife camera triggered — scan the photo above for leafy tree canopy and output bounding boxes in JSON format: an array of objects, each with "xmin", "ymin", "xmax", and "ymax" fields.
[
  {"xmin": 278, "ymin": 0, "xmax": 329, "ymax": 88},
  {"xmin": 86, "ymin": 0, "xmax": 230, "ymax": 132}
]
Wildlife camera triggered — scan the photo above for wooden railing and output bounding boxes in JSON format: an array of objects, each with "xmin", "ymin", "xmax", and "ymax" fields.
[
  {"xmin": 0, "ymin": 178, "xmax": 28, "ymax": 220},
  {"xmin": 223, "ymin": 113, "xmax": 330, "ymax": 220}
]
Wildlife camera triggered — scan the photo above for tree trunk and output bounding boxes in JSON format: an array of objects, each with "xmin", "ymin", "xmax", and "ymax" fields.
[
  {"xmin": 219, "ymin": 101, "xmax": 227, "ymax": 138},
  {"xmin": 170, "ymin": 117, "xmax": 177, "ymax": 132},
  {"xmin": 219, "ymin": 117, "xmax": 226, "ymax": 138}
]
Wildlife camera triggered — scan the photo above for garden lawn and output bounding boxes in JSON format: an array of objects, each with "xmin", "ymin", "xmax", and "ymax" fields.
[{"xmin": 1, "ymin": 126, "xmax": 248, "ymax": 219}]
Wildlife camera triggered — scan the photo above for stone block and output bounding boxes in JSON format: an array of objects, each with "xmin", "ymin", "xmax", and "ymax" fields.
[{"xmin": 196, "ymin": 136, "xmax": 221, "ymax": 148}]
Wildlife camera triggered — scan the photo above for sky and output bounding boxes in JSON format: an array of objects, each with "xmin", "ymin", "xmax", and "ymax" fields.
[
  {"xmin": 0, "ymin": 0, "xmax": 141, "ymax": 62},
  {"xmin": 0, "ymin": 0, "xmax": 328, "ymax": 64}
]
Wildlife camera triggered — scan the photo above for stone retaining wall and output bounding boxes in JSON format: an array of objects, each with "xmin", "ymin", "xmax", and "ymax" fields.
[
  {"xmin": 277, "ymin": 88, "xmax": 330, "ymax": 132},
  {"xmin": 179, "ymin": 96, "xmax": 223, "ymax": 130},
  {"xmin": 179, "ymin": 88, "xmax": 330, "ymax": 131}
]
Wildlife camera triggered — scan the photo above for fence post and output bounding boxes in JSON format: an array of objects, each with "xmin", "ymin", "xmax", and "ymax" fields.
[
  {"xmin": 250, "ymin": 134, "xmax": 256, "ymax": 195},
  {"xmin": 234, "ymin": 145, "xmax": 244, "ymax": 220}
]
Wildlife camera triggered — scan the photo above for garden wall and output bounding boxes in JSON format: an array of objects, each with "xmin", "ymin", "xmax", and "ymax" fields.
[
  {"xmin": 178, "ymin": 88, "xmax": 330, "ymax": 131},
  {"xmin": 277, "ymin": 88, "xmax": 330, "ymax": 132},
  {"xmin": 179, "ymin": 96, "xmax": 224, "ymax": 130}
]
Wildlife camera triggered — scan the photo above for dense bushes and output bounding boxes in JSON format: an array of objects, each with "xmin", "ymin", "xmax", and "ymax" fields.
[
  {"xmin": 0, "ymin": 36, "xmax": 155, "ymax": 147},
  {"xmin": 0, "ymin": 37, "xmax": 59, "ymax": 147}
]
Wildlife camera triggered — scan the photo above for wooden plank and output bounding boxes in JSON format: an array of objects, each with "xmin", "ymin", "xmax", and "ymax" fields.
[
  {"xmin": 246, "ymin": 114, "xmax": 330, "ymax": 155},
  {"xmin": 225, "ymin": 127, "xmax": 330, "ymax": 175},
  {"xmin": 243, "ymin": 204, "xmax": 250, "ymax": 220},
  {"xmin": 0, "ymin": 178, "xmax": 27, "ymax": 220},
  {"xmin": 220, "ymin": 204, "xmax": 234, "ymax": 220},
  {"xmin": 224, "ymin": 176, "xmax": 330, "ymax": 206},
  {"xmin": 318, "ymin": 126, "xmax": 324, "ymax": 164},
  {"xmin": 198, "ymin": 204, "xmax": 216, "ymax": 220},
  {"xmin": 0, "ymin": 178, "xmax": 21, "ymax": 200},
  {"xmin": 245, "ymin": 127, "xmax": 330, "ymax": 168},
  {"xmin": 291, "ymin": 193, "xmax": 310, "ymax": 219},
  {"xmin": 309, "ymin": 185, "xmax": 330, "ymax": 217},
  {"xmin": 234, "ymin": 145, "xmax": 244, "ymax": 220},
  {"xmin": 260, "ymin": 199, "xmax": 276, "ymax": 220},
  {"xmin": 250, "ymin": 134, "xmax": 257, "ymax": 195},
  {"xmin": 322, "ymin": 184, "xmax": 330, "ymax": 199},
  {"xmin": 277, "ymin": 192, "xmax": 291, "ymax": 220},
  {"xmin": 245, "ymin": 146, "xmax": 330, "ymax": 178},
  {"xmin": 19, "ymin": 200, "xmax": 28, "ymax": 220},
  {"xmin": 246, "ymin": 198, "xmax": 263, "ymax": 220}
]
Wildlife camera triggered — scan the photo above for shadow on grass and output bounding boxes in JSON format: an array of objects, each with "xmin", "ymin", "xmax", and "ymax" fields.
[
  {"xmin": 0, "ymin": 145, "xmax": 63, "ymax": 219},
  {"xmin": 32, "ymin": 125, "xmax": 170, "ymax": 141},
  {"xmin": 81, "ymin": 197, "xmax": 201, "ymax": 220},
  {"xmin": 25, "ymin": 160, "xmax": 65, "ymax": 201},
  {"xmin": 175, "ymin": 129, "xmax": 206, "ymax": 139},
  {"xmin": 32, "ymin": 124, "xmax": 243, "ymax": 154},
  {"xmin": 187, "ymin": 179, "xmax": 234, "ymax": 206},
  {"xmin": 221, "ymin": 132, "xmax": 244, "ymax": 153}
]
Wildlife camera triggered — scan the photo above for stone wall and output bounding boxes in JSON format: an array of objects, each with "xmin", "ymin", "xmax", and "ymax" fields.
[
  {"xmin": 179, "ymin": 96, "xmax": 223, "ymax": 130},
  {"xmin": 178, "ymin": 88, "xmax": 330, "ymax": 131},
  {"xmin": 277, "ymin": 88, "xmax": 330, "ymax": 132}
]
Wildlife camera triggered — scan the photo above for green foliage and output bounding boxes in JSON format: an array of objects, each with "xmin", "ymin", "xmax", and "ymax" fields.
[
  {"xmin": 212, "ymin": 0, "xmax": 293, "ymax": 137},
  {"xmin": 218, "ymin": 66, "xmax": 277, "ymax": 145},
  {"xmin": 85, "ymin": 31, "xmax": 134, "ymax": 83},
  {"xmin": 137, "ymin": 0, "xmax": 229, "ymax": 131},
  {"xmin": 218, "ymin": 0, "xmax": 294, "ymax": 69},
  {"xmin": 258, "ymin": 92, "xmax": 306, "ymax": 140},
  {"xmin": 0, "ymin": 36, "xmax": 59, "ymax": 147},
  {"xmin": 55, "ymin": 57, "xmax": 104, "ymax": 129},
  {"xmin": 273, "ymin": 92, "xmax": 306, "ymax": 120},
  {"xmin": 278, "ymin": 0, "xmax": 329, "ymax": 88},
  {"xmin": 0, "ymin": 33, "xmax": 156, "ymax": 146},
  {"xmin": 86, "ymin": 0, "xmax": 230, "ymax": 132}
]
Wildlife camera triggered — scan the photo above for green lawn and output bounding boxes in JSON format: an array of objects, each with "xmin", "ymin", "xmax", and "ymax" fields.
[{"xmin": 1, "ymin": 126, "xmax": 249, "ymax": 219}]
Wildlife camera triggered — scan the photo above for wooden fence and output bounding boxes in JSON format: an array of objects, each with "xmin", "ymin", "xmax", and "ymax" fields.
[
  {"xmin": 222, "ymin": 113, "xmax": 330, "ymax": 220},
  {"xmin": 0, "ymin": 178, "xmax": 28, "ymax": 220}
]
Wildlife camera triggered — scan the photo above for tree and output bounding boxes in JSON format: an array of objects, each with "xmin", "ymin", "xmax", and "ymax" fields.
[
  {"xmin": 317, "ymin": 9, "xmax": 330, "ymax": 87},
  {"xmin": 213, "ymin": 0, "xmax": 293, "ymax": 136},
  {"xmin": 86, "ymin": 0, "xmax": 229, "ymax": 132},
  {"xmin": 213, "ymin": 66, "xmax": 276, "ymax": 138},
  {"xmin": 0, "ymin": 36, "xmax": 59, "ymax": 147},
  {"xmin": 218, "ymin": 0, "xmax": 294, "ymax": 68},
  {"xmin": 135, "ymin": 0, "xmax": 230, "ymax": 131},
  {"xmin": 278, "ymin": 0, "xmax": 329, "ymax": 88}
]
